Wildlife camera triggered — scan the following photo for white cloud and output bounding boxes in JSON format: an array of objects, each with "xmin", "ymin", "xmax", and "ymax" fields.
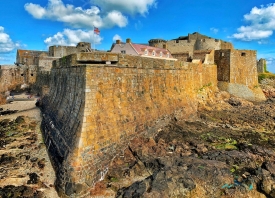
[
  {"xmin": 24, "ymin": 3, "xmax": 46, "ymax": 19},
  {"xmin": 0, "ymin": 26, "xmax": 20, "ymax": 53},
  {"xmin": 103, "ymin": 11, "xmax": 128, "ymax": 28},
  {"xmin": 233, "ymin": 30, "xmax": 273, "ymax": 41},
  {"xmin": 232, "ymin": 3, "xmax": 275, "ymax": 41},
  {"xmin": 112, "ymin": 34, "xmax": 122, "ymax": 42},
  {"xmin": 24, "ymin": 0, "xmax": 135, "ymax": 29},
  {"xmin": 210, "ymin": 28, "xmax": 219, "ymax": 34},
  {"xmin": 44, "ymin": 29, "xmax": 103, "ymax": 47},
  {"xmin": 92, "ymin": 0, "xmax": 157, "ymax": 16}
]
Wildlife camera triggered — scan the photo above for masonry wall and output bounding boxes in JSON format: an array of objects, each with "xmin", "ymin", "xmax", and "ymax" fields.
[
  {"xmin": 193, "ymin": 50, "xmax": 212, "ymax": 61},
  {"xmin": 0, "ymin": 67, "xmax": 21, "ymax": 93},
  {"xmin": 171, "ymin": 52, "xmax": 190, "ymax": 61},
  {"xmin": 214, "ymin": 50, "xmax": 231, "ymax": 82},
  {"xmin": 220, "ymin": 41, "xmax": 234, "ymax": 49},
  {"xmin": 38, "ymin": 57, "xmax": 59, "ymax": 71},
  {"xmin": 32, "ymin": 71, "xmax": 51, "ymax": 97},
  {"xmin": 49, "ymin": 46, "xmax": 78, "ymax": 57},
  {"xmin": 0, "ymin": 64, "xmax": 39, "ymax": 104},
  {"xmin": 40, "ymin": 52, "xmax": 217, "ymax": 197},
  {"xmin": 194, "ymin": 39, "xmax": 221, "ymax": 50},
  {"xmin": 229, "ymin": 50, "xmax": 258, "ymax": 88},
  {"xmin": 166, "ymin": 40, "xmax": 196, "ymax": 54}
]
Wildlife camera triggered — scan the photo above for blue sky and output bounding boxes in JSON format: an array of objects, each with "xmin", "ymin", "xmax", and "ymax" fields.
[{"xmin": 1, "ymin": 0, "xmax": 275, "ymax": 72}]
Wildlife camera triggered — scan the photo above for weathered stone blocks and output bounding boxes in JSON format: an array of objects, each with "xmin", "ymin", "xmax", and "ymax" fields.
[{"xmin": 40, "ymin": 52, "xmax": 218, "ymax": 197}]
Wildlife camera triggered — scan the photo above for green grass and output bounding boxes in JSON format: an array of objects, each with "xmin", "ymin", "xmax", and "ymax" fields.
[{"xmin": 258, "ymin": 72, "xmax": 275, "ymax": 82}]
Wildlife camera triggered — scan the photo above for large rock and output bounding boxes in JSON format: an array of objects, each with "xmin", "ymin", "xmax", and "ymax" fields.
[{"xmin": 218, "ymin": 82, "xmax": 266, "ymax": 102}]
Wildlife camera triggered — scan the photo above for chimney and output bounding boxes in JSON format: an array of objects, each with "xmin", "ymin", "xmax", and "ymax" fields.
[
  {"xmin": 116, "ymin": 40, "xmax": 121, "ymax": 44},
  {"xmin": 126, "ymin": 38, "xmax": 131, "ymax": 43}
]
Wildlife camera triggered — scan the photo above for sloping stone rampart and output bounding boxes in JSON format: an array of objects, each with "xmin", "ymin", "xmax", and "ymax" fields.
[{"xmin": 40, "ymin": 52, "xmax": 217, "ymax": 197}]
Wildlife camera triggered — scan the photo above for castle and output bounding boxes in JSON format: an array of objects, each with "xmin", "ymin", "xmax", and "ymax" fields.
[
  {"xmin": 0, "ymin": 32, "xmax": 267, "ymax": 197},
  {"xmin": 0, "ymin": 42, "xmax": 93, "ymax": 101},
  {"xmin": 16, "ymin": 42, "xmax": 92, "ymax": 71},
  {"xmin": 149, "ymin": 32, "xmax": 233, "ymax": 60}
]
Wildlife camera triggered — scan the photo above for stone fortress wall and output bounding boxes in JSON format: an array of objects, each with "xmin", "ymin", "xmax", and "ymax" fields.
[
  {"xmin": 214, "ymin": 49, "xmax": 264, "ymax": 101},
  {"xmin": 40, "ymin": 52, "xmax": 218, "ymax": 197},
  {"xmin": 0, "ymin": 65, "xmax": 36, "ymax": 93},
  {"xmin": 214, "ymin": 49, "xmax": 258, "ymax": 85},
  {"xmin": 149, "ymin": 32, "xmax": 234, "ymax": 55}
]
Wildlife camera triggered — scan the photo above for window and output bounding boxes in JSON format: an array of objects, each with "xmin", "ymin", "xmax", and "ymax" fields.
[
  {"xmin": 152, "ymin": 51, "xmax": 155, "ymax": 56},
  {"xmin": 220, "ymin": 52, "xmax": 224, "ymax": 57},
  {"xmin": 144, "ymin": 49, "xmax": 148, "ymax": 55},
  {"xmin": 241, "ymin": 52, "xmax": 246, "ymax": 56},
  {"xmin": 160, "ymin": 52, "xmax": 163, "ymax": 57},
  {"xmin": 121, "ymin": 50, "xmax": 126, "ymax": 54},
  {"xmin": 176, "ymin": 40, "xmax": 179, "ymax": 43}
]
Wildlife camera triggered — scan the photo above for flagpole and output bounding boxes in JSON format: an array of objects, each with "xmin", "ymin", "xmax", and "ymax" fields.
[
  {"xmin": 93, "ymin": 26, "xmax": 100, "ymax": 52},
  {"xmin": 93, "ymin": 26, "xmax": 95, "ymax": 52}
]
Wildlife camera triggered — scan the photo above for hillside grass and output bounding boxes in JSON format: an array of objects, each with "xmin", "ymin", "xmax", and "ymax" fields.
[{"xmin": 258, "ymin": 72, "xmax": 275, "ymax": 82}]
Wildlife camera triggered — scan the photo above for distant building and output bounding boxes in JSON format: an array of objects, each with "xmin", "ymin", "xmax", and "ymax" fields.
[
  {"xmin": 16, "ymin": 50, "xmax": 48, "ymax": 66},
  {"xmin": 149, "ymin": 32, "xmax": 234, "ymax": 60},
  {"xmin": 49, "ymin": 42, "xmax": 91, "ymax": 57},
  {"xmin": 257, "ymin": 58, "xmax": 266, "ymax": 73},
  {"xmin": 16, "ymin": 42, "xmax": 93, "ymax": 72},
  {"xmin": 110, "ymin": 38, "xmax": 177, "ymax": 60},
  {"xmin": 214, "ymin": 49, "xmax": 258, "ymax": 86}
]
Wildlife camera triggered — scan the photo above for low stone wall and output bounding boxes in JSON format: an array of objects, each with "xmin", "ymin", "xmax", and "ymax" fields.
[{"xmin": 40, "ymin": 52, "xmax": 217, "ymax": 197}]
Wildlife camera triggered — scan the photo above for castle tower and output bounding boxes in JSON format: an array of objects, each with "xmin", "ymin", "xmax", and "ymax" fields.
[
  {"xmin": 148, "ymin": 39, "xmax": 167, "ymax": 48},
  {"xmin": 76, "ymin": 42, "xmax": 91, "ymax": 52}
]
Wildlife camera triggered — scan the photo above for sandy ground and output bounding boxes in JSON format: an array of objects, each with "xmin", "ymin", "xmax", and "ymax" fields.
[
  {"xmin": 0, "ymin": 93, "xmax": 59, "ymax": 197},
  {"xmin": 0, "ymin": 93, "xmax": 41, "ymax": 121}
]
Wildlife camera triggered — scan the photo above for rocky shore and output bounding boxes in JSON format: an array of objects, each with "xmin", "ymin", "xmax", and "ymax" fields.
[
  {"xmin": 0, "ymin": 94, "xmax": 58, "ymax": 198},
  {"xmin": 90, "ymin": 85, "xmax": 275, "ymax": 197},
  {"xmin": 1, "ymin": 82, "xmax": 275, "ymax": 197}
]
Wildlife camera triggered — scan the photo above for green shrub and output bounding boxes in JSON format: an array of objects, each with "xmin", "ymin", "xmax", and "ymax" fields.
[{"xmin": 258, "ymin": 72, "xmax": 275, "ymax": 82}]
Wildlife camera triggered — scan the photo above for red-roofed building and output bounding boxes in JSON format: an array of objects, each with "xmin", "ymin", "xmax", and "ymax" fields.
[{"xmin": 110, "ymin": 38, "xmax": 177, "ymax": 60}]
